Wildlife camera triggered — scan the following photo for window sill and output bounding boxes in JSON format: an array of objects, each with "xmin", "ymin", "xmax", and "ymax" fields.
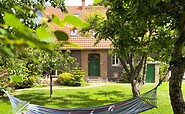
[{"xmin": 112, "ymin": 65, "xmax": 121, "ymax": 67}]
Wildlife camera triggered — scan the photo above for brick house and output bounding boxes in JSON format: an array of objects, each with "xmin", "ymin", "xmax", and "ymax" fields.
[{"xmin": 45, "ymin": 0, "xmax": 124, "ymax": 82}]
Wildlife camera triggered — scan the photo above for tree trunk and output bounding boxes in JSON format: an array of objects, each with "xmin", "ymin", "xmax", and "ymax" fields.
[
  {"xmin": 169, "ymin": 65, "xmax": 185, "ymax": 114},
  {"xmin": 130, "ymin": 76, "xmax": 140, "ymax": 97},
  {"xmin": 48, "ymin": 69, "xmax": 52, "ymax": 99},
  {"xmin": 119, "ymin": 56, "xmax": 145, "ymax": 97},
  {"xmin": 169, "ymin": 20, "xmax": 185, "ymax": 113}
]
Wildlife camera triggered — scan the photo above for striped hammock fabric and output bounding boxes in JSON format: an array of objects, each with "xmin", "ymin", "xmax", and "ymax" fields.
[{"xmin": 2, "ymin": 85, "xmax": 159, "ymax": 114}]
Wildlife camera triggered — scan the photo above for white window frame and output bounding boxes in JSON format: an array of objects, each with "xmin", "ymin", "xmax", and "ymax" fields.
[
  {"xmin": 92, "ymin": 29, "xmax": 96, "ymax": 37},
  {"xmin": 73, "ymin": 13, "xmax": 79, "ymax": 17},
  {"xmin": 51, "ymin": 70, "xmax": 58, "ymax": 76},
  {"xmin": 70, "ymin": 29, "xmax": 78, "ymax": 37},
  {"xmin": 112, "ymin": 54, "xmax": 120, "ymax": 66}
]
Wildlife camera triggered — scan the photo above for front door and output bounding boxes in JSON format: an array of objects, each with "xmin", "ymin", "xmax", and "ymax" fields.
[{"xmin": 88, "ymin": 54, "xmax": 100, "ymax": 77}]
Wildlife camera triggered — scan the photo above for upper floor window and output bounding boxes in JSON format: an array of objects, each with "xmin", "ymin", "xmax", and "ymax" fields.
[
  {"xmin": 92, "ymin": 29, "xmax": 96, "ymax": 37},
  {"xmin": 73, "ymin": 13, "xmax": 79, "ymax": 17},
  {"xmin": 70, "ymin": 28, "xmax": 78, "ymax": 37},
  {"xmin": 112, "ymin": 54, "xmax": 120, "ymax": 66}
]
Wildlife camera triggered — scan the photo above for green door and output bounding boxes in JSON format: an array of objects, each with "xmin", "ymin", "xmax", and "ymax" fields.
[
  {"xmin": 88, "ymin": 54, "xmax": 100, "ymax": 76},
  {"xmin": 146, "ymin": 64, "xmax": 155, "ymax": 83}
]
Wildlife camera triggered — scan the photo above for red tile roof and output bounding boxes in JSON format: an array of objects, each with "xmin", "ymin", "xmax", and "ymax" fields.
[
  {"xmin": 45, "ymin": 6, "xmax": 112, "ymax": 50},
  {"xmin": 63, "ymin": 37, "xmax": 112, "ymax": 50}
]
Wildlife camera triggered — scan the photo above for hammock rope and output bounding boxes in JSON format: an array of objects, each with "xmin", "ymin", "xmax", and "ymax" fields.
[{"xmin": 1, "ymin": 84, "xmax": 160, "ymax": 114}]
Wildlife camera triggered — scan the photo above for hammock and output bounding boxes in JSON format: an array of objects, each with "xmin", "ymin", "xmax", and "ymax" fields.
[{"xmin": 1, "ymin": 84, "xmax": 159, "ymax": 114}]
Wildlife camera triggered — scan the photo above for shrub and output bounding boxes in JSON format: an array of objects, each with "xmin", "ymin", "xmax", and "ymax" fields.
[
  {"xmin": 57, "ymin": 72, "xmax": 74, "ymax": 86},
  {"xmin": 57, "ymin": 67, "xmax": 85, "ymax": 86},
  {"xmin": 71, "ymin": 67, "xmax": 85, "ymax": 86},
  {"xmin": 14, "ymin": 76, "xmax": 36, "ymax": 89},
  {"xmin": 0, "ymin": 69, "xmax": 9, "ymax": 88},
  {"xmin": 118, "ymin": 70, "xmax": 130, "ymax": 83}
]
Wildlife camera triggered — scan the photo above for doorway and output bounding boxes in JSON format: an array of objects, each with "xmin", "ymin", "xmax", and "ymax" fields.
[{"xmin": 88, "ymin": 54, "xmax": 100, "ymax": 77}]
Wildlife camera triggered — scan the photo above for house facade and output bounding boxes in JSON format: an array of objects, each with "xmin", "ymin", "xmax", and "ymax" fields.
[
  {"xmin": 45, "ymin": 0, "xmax": 160, "ymax": 83},
  {"xmin": 45, "ymin": 0, "xmax": 123, "ymax": 82}
]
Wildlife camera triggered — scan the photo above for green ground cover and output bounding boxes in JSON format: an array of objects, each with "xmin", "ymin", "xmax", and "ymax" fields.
[{"xmin": 0, "ymin": 82, "xmax": 184, "ymax": 114}]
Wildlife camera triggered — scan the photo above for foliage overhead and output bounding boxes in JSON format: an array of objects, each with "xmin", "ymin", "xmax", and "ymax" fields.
[
  {"xmin": 90, "ymin": 0, "xmax": 185, "ymax": 113},
  {"xmin": 81, "ymin": 0, "xmax": 176, "ymax": 97},
  {"xmin": 0, "ymin": 0, "xmax": 89, "ymax": 90},
  {"xmin": 0, "ymin": 0, "xmax": 89, "ymax": 57}
]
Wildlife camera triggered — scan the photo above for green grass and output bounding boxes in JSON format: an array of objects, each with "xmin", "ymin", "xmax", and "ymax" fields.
[{"xmin": 0, "ymin": 82, "xmax": 185, "ymax": 114}]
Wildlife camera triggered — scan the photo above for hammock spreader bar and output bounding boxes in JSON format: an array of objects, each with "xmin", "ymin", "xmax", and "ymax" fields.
[{"xmin": 1, "ymin": 84, "xmax": 159, "ymax": 114}]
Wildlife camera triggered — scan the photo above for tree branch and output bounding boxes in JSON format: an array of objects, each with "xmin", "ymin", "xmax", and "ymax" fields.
[
  {"xmin": 135, "ymin": 53, "xmax": 147, "ymax": 81},
  {"xmin": 120, "ymin": 59, "xmax": 130, "ymax": 76}
]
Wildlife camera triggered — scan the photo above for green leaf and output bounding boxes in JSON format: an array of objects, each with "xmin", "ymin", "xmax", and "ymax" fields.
[
  {"xmin": 10, "ymin": 76, "xmax": 23, "ymax": 83},
  {"xmin": 15, "ymin": 28, "xmax": 36, "ymax": 41},
  {"xmin": 0, "ymin": 46, "xmax": 15, "ymax": 57},
  {"xmin": 36, "ymin": 27, "xmax": 49, "ymax": 39},
  {"xmin": 54, "ymin": 30, "xmax": 68, "ymax": 41},
  {"xmin": 64, "ymin": 14, "xmax": 90, "ymax": 28},
  {"xmin": 34, "ymin": 41, "xmax": 54, "ymax": 52},
  {"xmin": 64, "ymin": 42, "xmax": 83, "ymax": 49},
  {"xmin": 94, "ymin": 0, "xmax": 102, "ymax": 4},
  {"xmin": 14, "ymin": 6, "xmax": 25, "ymax": 13},
  {"xmin": 52, "ymin": 14, "xmax": 64, "ymax": 27},
  {"xmin": 40, "ymin": 37, "xmax": 55, "ymax": 43},
  {"xmin": 0, "ymin": 28, "xmax": 7, "ymax": 35},
  {"xmin": 4, "ymin": 12, "xmax": 23, "ymax": 28}
]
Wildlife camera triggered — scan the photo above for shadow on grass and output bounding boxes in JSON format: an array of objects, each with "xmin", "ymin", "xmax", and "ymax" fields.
[
  {"xmin": 0, "ymin": 96, "xmax": 11, "ymax": 105},
  {"xmin": 15, "ymin": 92, "xmax": 51, "ymax": 106},
  {"xmin": 12, "ymin": 90, "xmax": 132, "ymax": 109}
]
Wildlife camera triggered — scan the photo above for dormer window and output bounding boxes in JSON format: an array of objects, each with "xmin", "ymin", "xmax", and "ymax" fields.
[
  {"xmin": 70, "ymin": 28, "xmax": 78, "ymax": 37},
  {"xmin": 92, "ymin": 29, "xmax": 96, "ymax": 37}
]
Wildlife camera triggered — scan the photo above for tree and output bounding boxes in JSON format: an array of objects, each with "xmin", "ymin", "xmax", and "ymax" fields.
[
  {"xmin": 94, "ymin": 0, "xmax": 185, "ymax": 113},
  {"xmin": 35, "ymin": 46, "xmax": 75, "ymax": 98},
  {"xmin": 0, "ymin": 0, "xmax": 67, "ymax": 28},
  {"xmin": 0, "ymin": 0, "xmax": 89, "ymax": 56},
  {"xmin": 154, "ymin": 1, "xmax": 185, "ymax": 113},
  {"xmin": 0, "ymin": 0, "xmax": 89, "ymax": 94},
  {"xmin": 81, "ymin": 1, "xmax": 174, "ymax": 97}
]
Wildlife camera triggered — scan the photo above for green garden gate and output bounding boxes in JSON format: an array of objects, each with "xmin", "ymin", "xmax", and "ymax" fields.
[{"xmin": 146, "ymin": 64, "xmax": 155, "ymax": 83}]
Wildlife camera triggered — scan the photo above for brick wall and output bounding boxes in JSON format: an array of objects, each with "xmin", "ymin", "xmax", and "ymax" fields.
[
  {"xmin": 80, "ymin": 50, "xmax": 108, "ymax": 81},
  {"xmin": 71, "ymin": 50, "xmax": 81, "ymax": 67},
  {"xmin": 107, "ymin": 55, "xmax": 123, "ymax": 82}
]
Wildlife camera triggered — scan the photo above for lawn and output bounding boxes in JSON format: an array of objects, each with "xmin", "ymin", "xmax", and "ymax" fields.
[{"xmin": 0, "ymin": 82, "xmax": 185, "ymax": 114}]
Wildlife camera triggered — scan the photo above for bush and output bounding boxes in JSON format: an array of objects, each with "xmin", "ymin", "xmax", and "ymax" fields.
[
  {"xmin": 118, "ymin": 70, "xmax": 130, "ymax": 83},
  {"xmin": 57, "ymin": 72, "xmax": 74, "ymax": 86},
  {"xmin": 0, "ymin": 69, "xmax": 9, "ymax": 88},
  {"xmin": 57, "ymin": 67, "xmax": 85, "ymax": 86},
  {"xmin": 14, "ymin": 76, "xmax": 36, "ymax": 89},
  {"xmin": 72, "ymin": 67, "xmax": 85, "ymax": 86}
]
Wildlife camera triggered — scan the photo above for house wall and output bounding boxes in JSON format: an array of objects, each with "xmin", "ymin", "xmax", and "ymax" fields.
[
  {"xmin": 70, "ymin": 50, "xmax": 124, "ymax": 82},
  {"xmin": 70, "ymin": 50, "xmax": 81, "ymax": 67},
  {"xmin": 107, "ymin": 55, "xmax": 123, "ymax": 82},
  {"xmin": 154, "ymin": 63, "xmax": 160, "ymax": 83}
]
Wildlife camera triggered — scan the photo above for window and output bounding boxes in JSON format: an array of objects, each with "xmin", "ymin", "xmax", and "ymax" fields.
[
  {"xmin": 51, "ymin": 70, "xmax": 58, "ymax": 76},
  {"xmin": 70, "ymin": 28, "xmax": 78, "ymax": 37},
  {"xmin": 112, "ymin": 54, "xmax": 120, "ymax": 66},
  {"xmin": 92, "ymin": 29, "xmax": 96, "ymax": 37},
  {"xmin": 73, "ymin": 13, "xmax": 79, "ymax": 17}
]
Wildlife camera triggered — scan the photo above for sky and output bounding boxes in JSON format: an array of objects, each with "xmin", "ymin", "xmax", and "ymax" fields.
[
  {"xmin": 45, "ymin": 0, "xmax": 94, "ymax": 6},
  {"xmin": 40, "ymin": 0, "xmax": 94, "ymax": 23},
  {"xmin": 65, "ymin": 0, "xmax": 94, "ymax": 6}
]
